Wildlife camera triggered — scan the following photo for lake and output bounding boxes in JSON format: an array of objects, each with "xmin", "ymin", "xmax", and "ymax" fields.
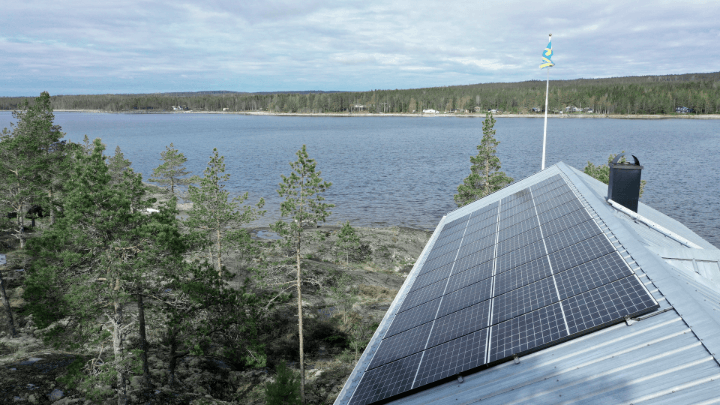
[{"xmin": 1, "ymin": 112, "xmax": 718, "ymax": 248}]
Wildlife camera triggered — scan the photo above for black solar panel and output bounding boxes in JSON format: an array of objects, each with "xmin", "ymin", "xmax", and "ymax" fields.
[{"xmin": 348, "ymin": 174, "xmax": 659, "ymax": 405}]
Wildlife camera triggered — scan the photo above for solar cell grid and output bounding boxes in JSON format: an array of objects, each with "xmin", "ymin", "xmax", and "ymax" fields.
[
  {"xmin": 427, "ymin": 300, "xmax": 491, "ymax": 348},
  {"xmin": 419, "ymin": 252, "xmax": 456, "ymax": 275},
  {"xmin": 534, "ymin": 190, "xmax": 577, "ymax": 213},
  {"xmin": 494, "ymin": 257, "xmax": 552, "ymax": 296},
  {"xmin": 499, "ymin": 207, "xmax": 536, "ymax": 230},
  {"xmin": 437, "ymin": 277, "xmax": 493, "ymax": 318},
  {"xmin": 549, "ymin": 234, "xmax": 615, "ymax": 273},
  {"xmin": 445, "ymin": 260, "xmax": 494, "ymax": 293},
  {"xmin": 470, "ymin": 201, "xmax": 499, "ymax": 219},
  {"xmin": 458, "ymin": 233, "xmax": 496, "ymax": 258},
  {"xmin": 562, "ymin": 276, "xmax": 658, "ymax": 335},
  {"xmin": 349, "ymin": 352, "xmax": 423, "ymax": 405},
  {"xmin": 500, "ymin": 201, "xmax": 534, "ymax": 222},
  {"xmin": 544, "ymin": 219, "xmax": 602, "ymax": 254},
  {"xmin": 538, "ymin": 199, "xmax": 585, "ymax": 224},
  {"xmin": 351, "ymin": 172, "xmax": 662, "ymax": 404},
  {"xmin": 465, "ymin": 218, "xmax": 498, "ymax": 238},
  {"xmin": 412, "ymin": 263, "xmax": 453, "ymax": 290},
  {"xmin": 413, "ymin": 329, "xmax": 487, "ymax": 388},
  {"xmin": 434, "ymin": 226, "xmax": 466, "ymax": 247},
  {"xmin": 498, "ymin": 217, "xmax": 539, "ymax": 242},
  {"xmin": 453, "ymin": 246, "xmax": 495, "ymax": 273},
  {"xmin": 385, "ymin": 298, "xmax": 441, "ymax": 337},
  {"xmin": 492, "ymin": 276, "xmax": 558, "ymax": 324},
  {"xmin": 398, "ymin": 278, "xmax": 448, "ymax": 313},
  {"xmin": 488, "ymin": 302, "xmax": 568, "ymax": 362},
  {"xmin": 541, "ymin": 208, "xmax": 593, "ymax": 238},
  {"xmin": 497, "ymin": 226, "xmax": 543, "ymax": 256},
  {"xmin": 532, "ymin": 186, "xmax": 570, "ymax": 205},
  {"xmin": 427, "ymin": 237, "xmax": 463, "ymax": 259},
  {"xmin": 496, "ymin": 240, "xmax": 546, "ymax": 274},
  {"xmin": 530, "ymin": 177, "xmax": 564, "ymax": 195},
  {"xmin": 443, "ymin": 214, "xmax": 470, "ymax": 231},
  {"xmin": 369, "ymin": 322, "xmax": 433, "ymax": 369},
  {"xmin": 555, "ymin": 252, "xmax": 633, "ymax": 300}
]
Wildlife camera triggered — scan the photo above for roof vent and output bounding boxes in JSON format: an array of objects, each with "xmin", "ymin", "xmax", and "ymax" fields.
[{"xmin": 608, "ymin": 153, "xmax": 643, "ymax": 213}]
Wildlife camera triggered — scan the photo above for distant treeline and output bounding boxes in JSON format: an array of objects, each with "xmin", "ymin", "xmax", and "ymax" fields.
[{"xmin": 2, "ymin": 72, "xmax": 719, "ymax": 115}]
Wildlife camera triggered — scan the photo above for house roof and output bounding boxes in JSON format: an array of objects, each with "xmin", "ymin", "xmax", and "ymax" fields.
[{"xmin": 335, "ymin": 162, "xmax": 720, "ymax": 405}]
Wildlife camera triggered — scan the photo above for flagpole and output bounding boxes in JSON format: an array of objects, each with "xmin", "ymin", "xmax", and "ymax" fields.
[{"xmin": 541, "ymin": 33, "xmax": 551, "ymax": 171}]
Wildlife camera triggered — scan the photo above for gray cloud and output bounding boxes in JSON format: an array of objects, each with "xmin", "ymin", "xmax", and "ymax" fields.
[{"xmin": 1, "ymin": 0, "xmax": 718, "ymax": 95}]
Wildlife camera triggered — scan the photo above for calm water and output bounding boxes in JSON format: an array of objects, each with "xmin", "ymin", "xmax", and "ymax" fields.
[{"xmin": 1, "ymin": 112, "xmax": 718, "ymax": 247}]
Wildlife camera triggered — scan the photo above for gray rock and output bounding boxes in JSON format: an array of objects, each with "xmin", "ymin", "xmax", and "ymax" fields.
[
  {"xmin": 28, "ymin": 394, "xmax": 37, "ymax": 404},
  {"xmin": 48, "ymin": 389, "xmax": 64, "ymax": 401}
]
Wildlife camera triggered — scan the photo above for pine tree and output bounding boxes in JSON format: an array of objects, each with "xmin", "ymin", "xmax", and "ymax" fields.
[
  {"xmin": 335, "ymin": 221, "xmax": 361, "ymax": 265},
  {"xmin": 0, "ymin": 91, "xmax": 65, "ymax": 247},
  {"xmin": 454, "ymin": 112, "xmax": 513, "ymax": 207},
  {"xmin": 149, "ymin": 143, "xmax": 198, "ymax": 195},
  {"xmin": 271, "ymin": 145, "xmax": 333, "ymax": 403},
  {"xmin": 265, "ymin": 361, "xmax": 302, "ymax": 405},
  {"xmin": 185, "ymin": 148, "xmax": 264, "ymax": 276},
  {"xmin": 25, "ymin": 139, "xmax": 182, "ymax": 404}
]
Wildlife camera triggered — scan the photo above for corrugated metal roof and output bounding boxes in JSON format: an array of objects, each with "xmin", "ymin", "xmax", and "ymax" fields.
[{"xmin": 335, "ymin": 163, "xmax": 720, "ymax": 405}]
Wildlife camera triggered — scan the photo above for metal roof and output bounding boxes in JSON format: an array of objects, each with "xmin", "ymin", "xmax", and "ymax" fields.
[{"xmin": 336, "ymin": 162, "xmax": 720, "ymax": 405}]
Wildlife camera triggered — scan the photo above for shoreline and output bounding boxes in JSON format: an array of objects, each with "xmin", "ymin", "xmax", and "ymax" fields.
[{"xmin": 43, "ymin": 110, "xmax": 720, "ymax": 120}]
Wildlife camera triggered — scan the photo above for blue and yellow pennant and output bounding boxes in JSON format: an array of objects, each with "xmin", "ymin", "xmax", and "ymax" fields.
[{"xmin": 540, "ymin": 40, "xmax": 554, "ymax": 68}]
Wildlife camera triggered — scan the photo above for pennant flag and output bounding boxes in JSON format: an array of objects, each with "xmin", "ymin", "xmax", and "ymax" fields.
[{"xmin": 540, "ymin": 40, "xmax": 554, "ymax": 68}]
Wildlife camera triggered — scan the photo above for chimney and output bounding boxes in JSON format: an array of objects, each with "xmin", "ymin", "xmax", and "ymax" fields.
[{"xmin": 608, "ymin": 153, "xmax": 643, "ymax": 212}]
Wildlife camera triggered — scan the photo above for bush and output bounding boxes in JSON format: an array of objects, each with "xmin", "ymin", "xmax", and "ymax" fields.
[{"xmin": 265, "ymin": 361, "xmax": 302, "ymax": 405}]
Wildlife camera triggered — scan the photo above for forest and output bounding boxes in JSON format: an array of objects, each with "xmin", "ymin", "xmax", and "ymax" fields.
[
  {"xmin": 1, "ymin": 72, "xmax": 719, "ymax": 115},
  {"xmin": 1, "ymin": 92, "xmax": 440, "ymax": 404}
]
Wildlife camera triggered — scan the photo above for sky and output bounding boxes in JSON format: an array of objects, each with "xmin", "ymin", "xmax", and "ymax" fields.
[{"xmin": 2, "ymin": 0, "xmax": 719, "ymax": 96}]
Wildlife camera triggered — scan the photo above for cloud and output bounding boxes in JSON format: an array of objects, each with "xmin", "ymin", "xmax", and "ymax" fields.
[{"xmin": 1, "ymin": 0, "xmax": 719, "ymax": 95}]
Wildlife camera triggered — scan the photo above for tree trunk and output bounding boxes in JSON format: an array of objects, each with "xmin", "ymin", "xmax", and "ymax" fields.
[
  {"xmin": 137, "ymin": 294, "xmax": 151, "ymax": 389},
  {"xmin": 0, "ymin": 270, "xmax": 17, "ymax": 337},
  {"xmin": 166, "ymin": 326, "xmax": 188, "ymax": 387},
  {"xmin": 112, "ymin": 279, "xmax": 127, "ymax": 405},
  {"xmin": 296, "ymin": 245, "xmax": 305, "ymax": 404},
  {"xmin": 216, "ymin": 227, "xmax": 222, "ymax": 277}
]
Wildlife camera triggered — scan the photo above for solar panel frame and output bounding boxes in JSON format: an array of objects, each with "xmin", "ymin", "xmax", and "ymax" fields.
[{"xmin": 349, "ymin": 174, "xmax": 661, "ymax": 405}]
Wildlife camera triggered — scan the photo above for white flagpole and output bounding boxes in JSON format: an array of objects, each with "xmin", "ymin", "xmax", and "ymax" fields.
[{"xmin": 541, "ymin": 33, "xmax": 551, "ymax": 171}]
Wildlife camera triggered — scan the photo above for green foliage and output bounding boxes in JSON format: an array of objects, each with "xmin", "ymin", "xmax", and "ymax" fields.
[
  {"xmin": 265, "ymin": 361, "xmax": 302, "ymax": 405},
  {"xmin": 6, "ymin": 73, "xmax": 720, "ymax": 115},
  {"xmin": 0, "ymin": 91, "xmax": 65, "ymax": 247},
  {"xmin": 272, "ymin": 145, "xmax": 334, "ymax": 242},
  {"xmin": 583, "ymin": 152, "xmax": 646, "ymax": 198},
  {"xmin": 185, "ymin": 148, "xmax": 265, "ymax": 274},
  {"xmin": 454, "ymin": 112, "xmax": 513, "ymax": 207},
  {"xmin": 329, "ymin": 270, "xmax": 358, "ymax": 325},
  {"xmin": 335, "ymin": 221, "xmax": 362, "ymax": 264},
  {"xmin": 149, "ymin": 143, "xmax": 199, "ymax": 195},
  {"xmin": 107, "ymin": 145, "xmax": 132, "ymax": 185}
]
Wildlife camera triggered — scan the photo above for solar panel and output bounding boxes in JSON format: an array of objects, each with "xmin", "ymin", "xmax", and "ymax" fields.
[{"xmin": 348, "ymin": 174, "xmax": 659, "ymax": 405}]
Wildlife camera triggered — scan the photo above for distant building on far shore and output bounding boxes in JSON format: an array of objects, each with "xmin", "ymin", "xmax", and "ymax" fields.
[{"xmin": 422, "ymin": 109, "xmax": 438, "ymax": 114}]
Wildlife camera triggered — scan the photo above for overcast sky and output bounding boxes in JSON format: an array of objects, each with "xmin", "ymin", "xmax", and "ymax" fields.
[{"xmin": 2, "ymin": 0, "xmax": 718, "ymax": 96}]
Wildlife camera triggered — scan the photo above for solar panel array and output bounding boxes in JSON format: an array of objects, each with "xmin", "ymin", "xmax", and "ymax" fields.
[{"xmin": 349, "ymin": 175, "xmax": 659, "ymax": 405}]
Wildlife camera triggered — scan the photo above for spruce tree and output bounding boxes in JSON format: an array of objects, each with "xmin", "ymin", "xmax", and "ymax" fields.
[
  {"xmin": 149, "ymin": 143, "xmax": 198, "ymax": 195},
  {"xmin": 454, "ymin": 112, "xmax": 513, "ymax": 207},
  {"xmin": 107, "ymin": 145, "xmax": 132, "ymax": 185},
  {"xmin": 185, "ymin": 148, "xmax": 264, "ymax": 276},
  {"xmin": 271, "ymin": 145, "xmax": 333, "ymax": 403}
]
